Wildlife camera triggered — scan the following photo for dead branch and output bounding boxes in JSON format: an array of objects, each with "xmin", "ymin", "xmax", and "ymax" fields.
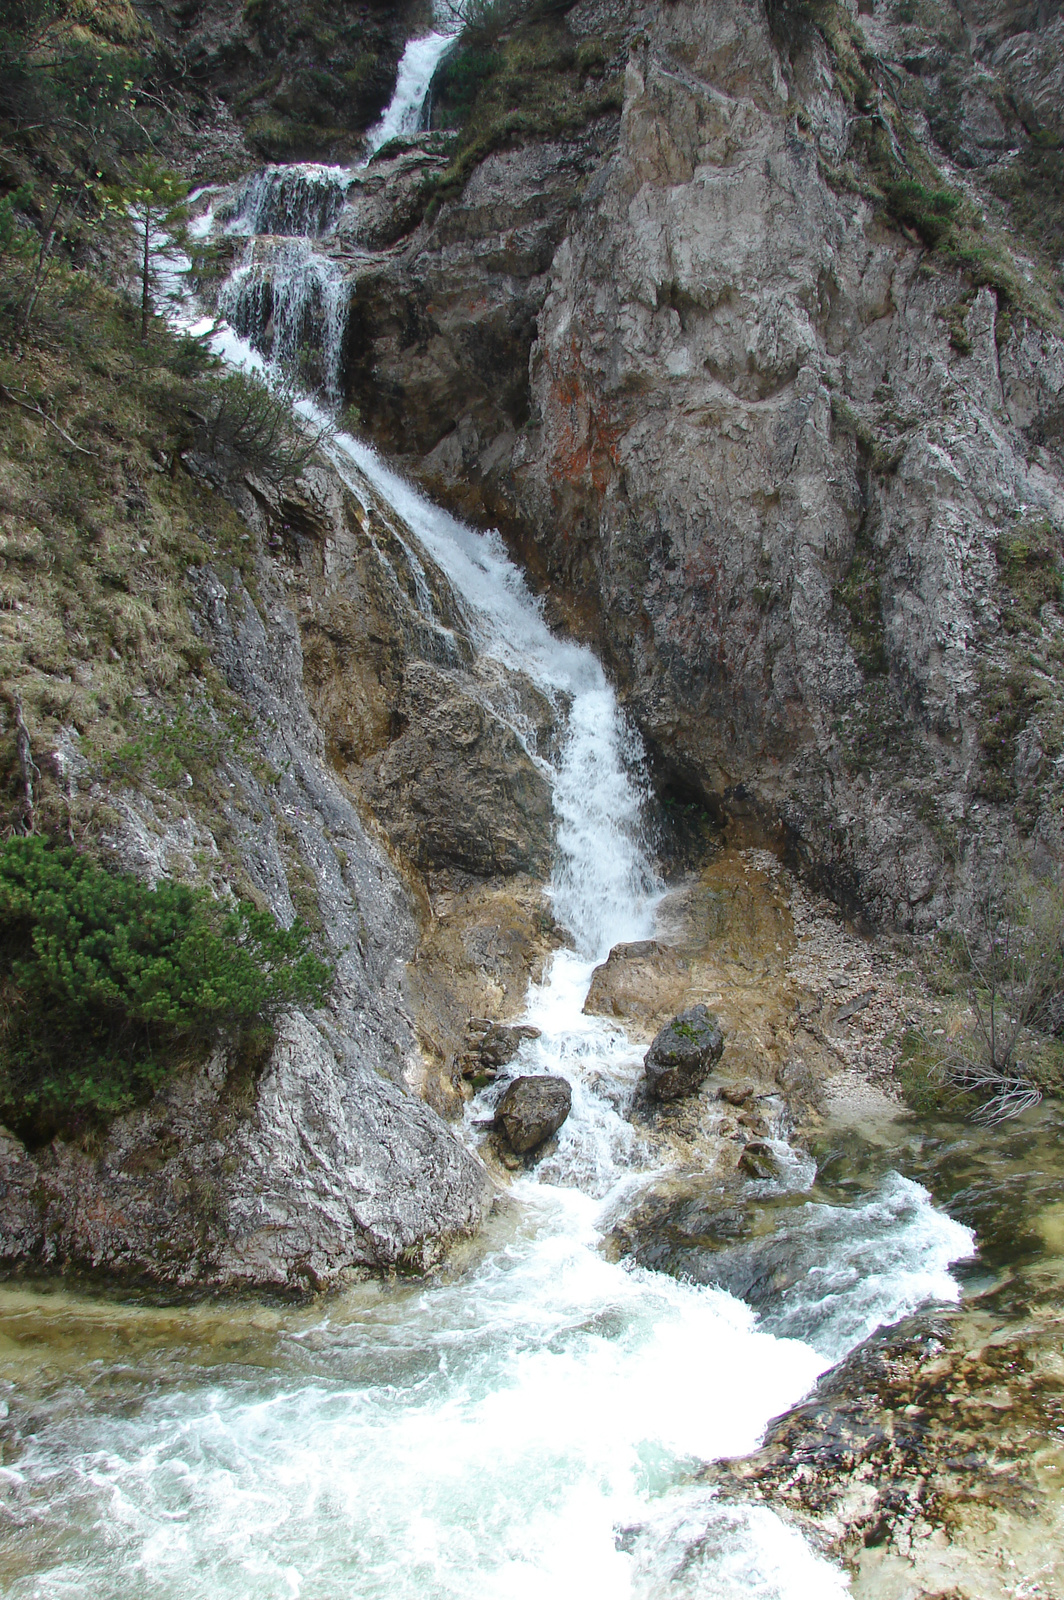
[{"xmin": 0, "ymin": 383, "xmax": 97, "ymax": 457}]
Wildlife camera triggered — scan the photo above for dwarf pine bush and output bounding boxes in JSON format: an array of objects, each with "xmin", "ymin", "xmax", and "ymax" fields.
[{"xmin": 0, "ymin": 836, "xmax": 332, "ymax": 1143}]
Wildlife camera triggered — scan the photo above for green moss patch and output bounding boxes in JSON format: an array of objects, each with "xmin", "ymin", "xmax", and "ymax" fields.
[{"xmin": 425, "ymin": 2, "xmax": 623, "ymax": 204}]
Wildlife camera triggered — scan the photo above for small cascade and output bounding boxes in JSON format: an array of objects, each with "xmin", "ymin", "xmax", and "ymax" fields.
[
  {"xmin": 364, "ymin": 29, "xmax": 461, "ymax": 155},
  {"xmin": 220, "ymin": 238, "xmax": 348, "ymax": 403},
  {"xmin": 222, "ymin": 163, "xmax": 351, "ymax": 237},
  {"xmin": 202, "ymin": 15, "xmax": 464, "ymax": 410}
]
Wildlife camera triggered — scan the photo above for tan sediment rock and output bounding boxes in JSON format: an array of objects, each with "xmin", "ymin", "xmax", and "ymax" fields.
[{"xmin": 583, "ymin": 938, "xmax": 689, "ymax": 1020}]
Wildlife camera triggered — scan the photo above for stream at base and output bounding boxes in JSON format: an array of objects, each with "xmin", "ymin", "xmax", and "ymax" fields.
[
  {"xmin": 0, "ymin": 20, "xmax": 1020, "ymax": 1597},
  {"xmin": 0, "ymin": 1143, "xmax": 974, "ymax": 1600}
]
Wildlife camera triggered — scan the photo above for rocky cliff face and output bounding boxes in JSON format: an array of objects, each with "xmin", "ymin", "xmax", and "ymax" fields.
[
  {"xmin": 342, "ymin": 0, "xmax": 1064, "ymax": 927},
  {"xmin": 0, "ymin": 411, "xmax": 569, "ymax": 1288}
]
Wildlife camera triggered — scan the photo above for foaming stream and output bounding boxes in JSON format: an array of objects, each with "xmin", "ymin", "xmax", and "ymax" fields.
[{"xmin": 6, "ymin": 31, "xmax": 982, "ymax": 1600}]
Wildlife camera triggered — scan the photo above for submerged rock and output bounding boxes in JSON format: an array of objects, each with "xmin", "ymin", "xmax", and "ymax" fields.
[
  {"xmin": 738, "ymin": 1140, "xmax": 781, "ymax": 1180},
  {"xmin": 494, "ymin": 1074, "xmax": 572, "ymax": 1153},
  {"xmin": 643, "ymin": 1005, "xmax": 724, "ymax": 1100}
]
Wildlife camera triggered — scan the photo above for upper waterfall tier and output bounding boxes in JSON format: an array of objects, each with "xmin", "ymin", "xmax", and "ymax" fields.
[{"xmin": 222, "ymin": 165, "xmax": 352, "ymax": 238}]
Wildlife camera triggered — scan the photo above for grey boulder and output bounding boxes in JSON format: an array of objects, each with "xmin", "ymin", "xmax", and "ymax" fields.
[
  {"xmin": 495, "ymin": 1074, "xmax": 572, "ymax": 1153},
  {"xmin": 644, "ymin": 1005, "xmax": 724, "ymax": 1100}
]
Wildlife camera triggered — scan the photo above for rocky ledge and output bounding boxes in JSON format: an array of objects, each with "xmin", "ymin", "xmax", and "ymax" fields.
[{"xmin": 706, "ymin": 1299, "xmax": 1064, "ymax": 1598}]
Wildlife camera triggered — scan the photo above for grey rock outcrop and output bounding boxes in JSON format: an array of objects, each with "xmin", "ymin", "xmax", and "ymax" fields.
[
  {"xmin": 342, "ymin": 129, "xmax": 618, "ymax": 495},
  {"xmin": 644, "ymin": 1004, "xmax": 725, "ymax": 1099},
  {"xmin": 362, "ymin": 660, "xmax": 554, "ymax": 878},
  {"xmin": 0, "ymin": 444, "xmax": 519, "ymax": 1290},
  {"xmin": 337, "ymin": 0, "xmax": 1064, "ymax": 927},
  {"xmin": 583, "ymin": 938, "xmax": 689, "ymax": 1019},
  {"xmin": 0, "ymin": 1014, "xmax": 492, "ymax": 1289},
  {"xmin": 494, "ymin": 1074, "xmax": 573, "ymax": 1153}
]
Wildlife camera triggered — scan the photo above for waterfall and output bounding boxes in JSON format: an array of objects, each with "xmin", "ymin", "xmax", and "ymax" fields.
[
  {"xmin": 202, "ymin": 14, "xmax": 464, "ymax": 403},
  {"xmin": 364, "ymin": 28, "xmax": 462, "ymax": 155},
  {"xmin": 0, "ymin": 29, "xmax": 980, "ymax": 1600},
  {"xmin": 222, "ymin": 164, "xmax": 352, "ymax": 238},
  {"xmin": 220, "ymin": 239, "xmax": 349, "ymax": 404}
]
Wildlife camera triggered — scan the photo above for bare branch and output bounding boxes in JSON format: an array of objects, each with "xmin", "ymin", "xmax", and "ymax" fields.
[{"xmin": 0, "ymin": 382, "xmax": 97, "ymax": 456}]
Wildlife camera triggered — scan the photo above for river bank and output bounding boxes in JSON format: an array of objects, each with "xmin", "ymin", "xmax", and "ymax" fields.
[{"xmin": 7, "ymin": 834, "xmax": 1059, "ymax": 1598}]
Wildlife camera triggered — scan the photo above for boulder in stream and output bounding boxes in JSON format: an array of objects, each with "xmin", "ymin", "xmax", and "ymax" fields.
[
  {"xmin": 462, "ymin": 1021, "xmax": 542, "ymax": 1077},
  {"xmin": 643, "ymin": 1005, "xmax": 724, "ymax": 1100},
  {"xmin": 582, "ymin": 939, "xmax": 689, "ymax": 1021},
  {"xmin": 494, "ymin": 1074, "xmax": 572, "ymax": 1153},
  {"xmin": 738, "ymin": 1140, "xmax": 782, "ymax": 1180}
]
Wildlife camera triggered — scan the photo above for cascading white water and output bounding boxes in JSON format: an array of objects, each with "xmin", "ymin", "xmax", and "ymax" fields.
[
  {"xmin": 0, "ymin": 31, "xmax": 981, "ymax": 1600},
  {"xmin": 205, "ymin": 13, "xmax": 463, "ymax": 403},
  {"xmin": 364, "ymin": 27, "xmax": 462, "ymax": 155},
  {"xmin": 220, "ymin": 240, "xmax": 349, "ymax": 404},
  {"xmin": 223, "ymin": 164, "xmax": 352, "ymax": 238}
]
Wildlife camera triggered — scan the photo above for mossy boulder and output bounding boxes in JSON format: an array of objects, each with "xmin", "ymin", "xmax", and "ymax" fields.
[{"xmin": 644, "ymin": 1004, "xmax": 724, "ymax": 1101}]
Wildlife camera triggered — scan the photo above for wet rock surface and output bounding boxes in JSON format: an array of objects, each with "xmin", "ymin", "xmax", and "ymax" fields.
[
  {"xmin": 459, "ymin": 1021, "xmax": 543, "ymax": 1084},
  {"xmin": 708, "ymin": 1296, "xmax": 1064, "ymax": 1598},
  {"xmin": 583, "ymin": 939, "xmax": 689, "ymax": 1020},
  {"xmin": 340, "ymin": 0, "xmax": 1064, "ymax": 927},
  {"xmin": 494, "ymin": 1074, "xmax": 573, "ymax": 1154},
  {"xmin": 362, "ymin": 660, "xmax": 554, "ymax": 879},
  {"xmin": 644, "ymin": 1004, "xmax": 725, "ymax": 1099}
]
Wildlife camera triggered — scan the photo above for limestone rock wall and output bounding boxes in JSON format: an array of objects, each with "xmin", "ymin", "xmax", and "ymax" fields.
[
  {"xmin": 0, "ymin": 441, "xmax": 567, "ymax": 1289},
  {"xmin": 343, "ymin": 0, "xmax": 1064, "ymax": 927}
]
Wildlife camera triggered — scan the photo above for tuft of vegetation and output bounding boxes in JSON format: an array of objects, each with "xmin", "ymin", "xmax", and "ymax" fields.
[
  {"xmin": 897, "ymin": 1029, "xmax": 971, "ymax": 1117},
  {"xmin": 183, "ymin": 367, "xmax": 330, "ymax": 487},
  {"xmin": 425, "ymin": 0, "xmax": 622, "ymax": 205},
  {"xmin": 940, "ymin": 297, "xmax": 973, "ymax": 356},
  {"xmin": 835, "ymin": 518, "xmax": 888, "ymax": 677},
  {"xmin": 974, "ymin": 520, "xmax": 1063, "ymax": 805},
  {"xmin": 0, "ymin": 836, "xmax": 332, "ymax": 1145},
  {"xmin": 98, "ymin": 701, "xmax": 256, "ymax": 791},
  {"xmin": 832, "ymin": 679, "xmax": 916, "ymax": 777},
  {"xmin": 995, "ymin": 521, "xmax": 1063, "ymax": 635},
  {"xmin": 913, "ymin": 867, "xmax": 1064, "ymax": 1123},
  {"xmin": 976, "ymin": 668, "xmax": 1041, "ymax": 802},
  {"xmin": 880, "ymin": 179, "xmax": 962, "ymax": 249}
]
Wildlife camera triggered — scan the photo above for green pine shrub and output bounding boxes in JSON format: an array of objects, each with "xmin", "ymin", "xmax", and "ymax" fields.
[{"xmin": 0, "ymin": 836, "xmax": 332, "ymax": 1145}]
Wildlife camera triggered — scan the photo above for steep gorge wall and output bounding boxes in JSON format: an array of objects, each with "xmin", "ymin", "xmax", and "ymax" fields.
[
  {"xmin": 343, "ymin": 0, "xmax": 1064, "ymax": 927},
  {"xmin": 0, "ymin": 399, "xmax": 566, "ymax": 1289}
]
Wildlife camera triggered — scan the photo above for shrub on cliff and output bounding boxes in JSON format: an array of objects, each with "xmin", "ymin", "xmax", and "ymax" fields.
[
  {"xmin": 0, "ymin": 837, "xmax": 332, "ymax": 1144},
  {"xmin": 910, "ymin": 866, "xmax": 1064, "ymax": 1123}
]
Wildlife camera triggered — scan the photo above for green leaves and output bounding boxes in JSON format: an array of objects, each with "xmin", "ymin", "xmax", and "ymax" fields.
[{"xmin": 0, "ymin": 836, "xmax": 332, "ymax": 1143}]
